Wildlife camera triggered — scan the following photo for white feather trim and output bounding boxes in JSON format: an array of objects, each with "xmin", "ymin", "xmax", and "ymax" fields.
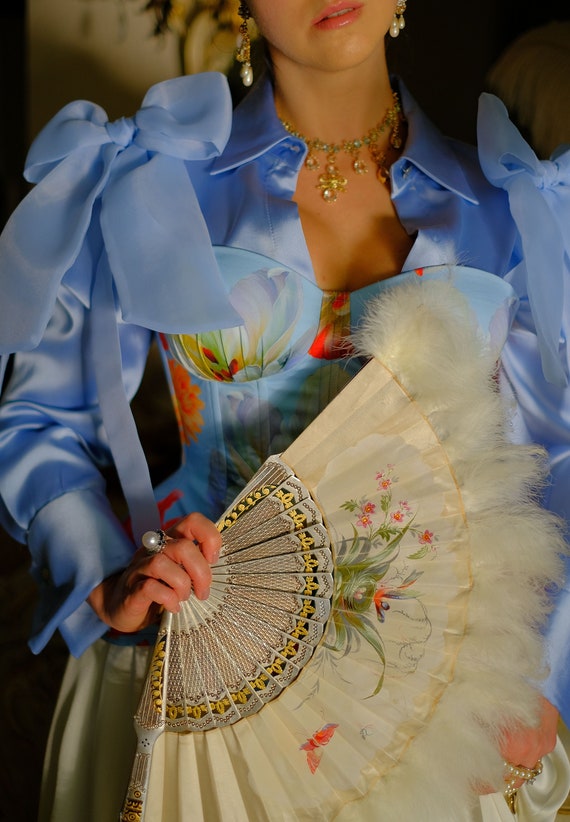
[{"xmin": 336, "ymin": 278, "xmax": 566, "ymax": 821}]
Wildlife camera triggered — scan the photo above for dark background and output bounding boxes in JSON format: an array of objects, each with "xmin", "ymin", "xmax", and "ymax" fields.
[{"xmin": 1, "ymin": 2, "xmax": 570, "ymax": 820}]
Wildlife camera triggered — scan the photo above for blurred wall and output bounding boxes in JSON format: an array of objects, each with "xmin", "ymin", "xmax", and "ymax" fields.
[
  {"xmin": 1, "ymin": 3, "xmax": 27, "ymax": 228},
  {"xmin": 28, "ymin": 0, "xmax": 180, "ymax": 138},
  {"xmin": 396, "ymin": 0, "xmax": 570, "ymax": 144}
]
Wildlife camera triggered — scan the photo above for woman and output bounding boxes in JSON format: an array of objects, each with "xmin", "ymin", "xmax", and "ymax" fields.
[{"xmin": 0, "ymin": 1, "xmax": 569, "ymax": 819}]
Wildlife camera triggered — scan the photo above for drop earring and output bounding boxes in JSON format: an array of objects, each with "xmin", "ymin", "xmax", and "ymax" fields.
[
  {"xmin": 236, "ymin": 2, "xmax": 253, "ymax": 87},
  {"xmin": 390, "ymin": 0, "xmax": 407, "ymax": 38}
]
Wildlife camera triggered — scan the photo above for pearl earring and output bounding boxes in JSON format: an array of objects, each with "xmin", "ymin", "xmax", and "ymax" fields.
[
  {"xmin": 390, "ymin": 0, "xmax": 407, "ymax": 38},
  {"xmin": 236, "ymin": 2, "xmax": 253, "ymax": 87}
]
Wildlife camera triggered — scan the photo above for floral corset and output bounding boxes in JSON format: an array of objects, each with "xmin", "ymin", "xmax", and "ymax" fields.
[
  {"xmin": 154, "ymin": 247, "xmax": 387, "ymax": 526},
  {"xmin": 153, "ymin": 248, "xmax": 517, "ymax": 531}
]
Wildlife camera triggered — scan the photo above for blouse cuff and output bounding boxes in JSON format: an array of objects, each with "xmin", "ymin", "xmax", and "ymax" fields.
[{"xmin": 27, "ymin": 488, "xmax": 135, "ymax": 657}]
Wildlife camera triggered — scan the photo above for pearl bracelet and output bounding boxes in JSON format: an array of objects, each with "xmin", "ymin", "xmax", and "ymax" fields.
[{"xmin": 503, "ymin": 759, "xmax": 543, "ymax": 814}]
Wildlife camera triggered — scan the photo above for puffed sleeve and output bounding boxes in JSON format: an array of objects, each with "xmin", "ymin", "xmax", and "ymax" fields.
[
  {"xmin": 0, "ymin": 72, "xmax": 241, "ymax": 657},
  {"xmin": 477, "ymin": 92, "xmax": 570, "ymax": 722},
  {"xmin": 477, "ymin": 92, "xmax": 570, "ymax": 388}
]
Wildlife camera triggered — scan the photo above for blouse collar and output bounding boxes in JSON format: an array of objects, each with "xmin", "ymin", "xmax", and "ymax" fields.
[
  {"xmin": 393, "ymin": 81, "xmax": 479, "ymax": 205},
  {"xmin": 212, "ymin": 72, "xmax": 479, "ymax": 208},
  {"xmin": 211, "ymin": 76, "xmax": 289, "ymax": 173}
]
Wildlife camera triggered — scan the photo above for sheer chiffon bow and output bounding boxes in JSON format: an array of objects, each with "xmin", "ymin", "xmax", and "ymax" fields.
[
  {"xmin": 0, "ymin": 71, "xmax": 241, "ymax": 356},
  {"xmin": 477, "ymin": 92, "xmax": 570, "ymax": 387}
]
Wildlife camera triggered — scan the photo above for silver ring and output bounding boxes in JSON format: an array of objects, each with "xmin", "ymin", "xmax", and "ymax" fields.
[{"xmin": 142, "ymin": 529, "xmax": 169, "ymax": 555}]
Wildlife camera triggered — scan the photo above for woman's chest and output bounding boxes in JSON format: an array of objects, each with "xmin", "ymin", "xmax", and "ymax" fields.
[{"xmin": 161, "ymin": 247, "xmax": 389, "ymax": 388}]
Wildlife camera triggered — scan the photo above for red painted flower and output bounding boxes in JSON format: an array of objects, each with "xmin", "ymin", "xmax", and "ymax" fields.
[{"xmin": 167, "ymin": 359, "xmax": 205, "ymax": 445}]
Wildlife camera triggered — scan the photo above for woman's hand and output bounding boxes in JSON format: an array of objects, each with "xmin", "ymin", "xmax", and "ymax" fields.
[
  {"xmin": 500, "ymin": 696, "xmax": 559, "ymax": 789},
  {"xmin": 87, "ymin": 512, "xmax": 221, "ymax": 634}
]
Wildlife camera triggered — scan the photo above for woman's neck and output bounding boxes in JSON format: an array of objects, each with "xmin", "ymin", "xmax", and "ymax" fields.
[{"xmin": 271, "ymin": 57, "xmax": 394, "ymax": 142}]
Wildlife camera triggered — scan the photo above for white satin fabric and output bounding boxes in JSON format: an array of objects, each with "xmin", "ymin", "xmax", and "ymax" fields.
[{"xmin": 479, "ymin": 737, "xmax": 570, "ymax": 822}]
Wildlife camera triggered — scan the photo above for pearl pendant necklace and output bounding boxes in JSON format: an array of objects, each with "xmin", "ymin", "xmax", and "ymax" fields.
[{"xmin": 280, "ymin": 92, "xmax": 403, "ymax": 203}]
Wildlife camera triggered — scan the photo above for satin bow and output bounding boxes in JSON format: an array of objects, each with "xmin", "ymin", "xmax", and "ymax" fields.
[
  {"xmin": 477, "ymin": 92, "xmax": 570, "ymax": 386},
  {"xmin": 0, "ymin": 71, "xmax": 241, "ymax": 354}
]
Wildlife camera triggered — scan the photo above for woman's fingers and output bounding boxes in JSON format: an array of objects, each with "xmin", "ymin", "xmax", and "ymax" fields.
[
  {"xmin": 171, "ymin": 511, "xmax": 222, "ymax": 565},
  {"xmin": 147, "ymin": 511, "xmax": 222, "ymax": 600},
  {"xmin": 124, "ymin": 571, "xmax": 189, "ymax": 616},
  {"xmin": 88, "ymin": 512, "xmax": 222, "ymax": 633},
  {"xmin": 140, "ymin": 538, "xmax": 214, "ymax": 602},
  {"xmin": 499, "ymin": 697, "xmax": 559, "ymax": 789},
  {"xmin": 500, "ymin": 696, "xmax": 559, "ymax": 763}
]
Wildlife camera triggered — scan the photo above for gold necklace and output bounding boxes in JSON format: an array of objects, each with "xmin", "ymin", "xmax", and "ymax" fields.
[{"xmin": 280, "ymin": 92, "xmax": 403, "ymax": 203}]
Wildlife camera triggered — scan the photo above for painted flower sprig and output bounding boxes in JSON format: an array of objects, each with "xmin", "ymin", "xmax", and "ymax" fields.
[
  {"xmin": 323, "ymin": 465, "xmax": 438, "ymax": 695},
  {"xmin": 341, "ymin": 464, "xmax": 437, "ymax": 559}
]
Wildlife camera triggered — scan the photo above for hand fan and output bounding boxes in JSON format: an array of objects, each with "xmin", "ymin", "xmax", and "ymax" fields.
[{"xmin": 120, "ymin": 274, "xmax": 564, "ymax": 822}]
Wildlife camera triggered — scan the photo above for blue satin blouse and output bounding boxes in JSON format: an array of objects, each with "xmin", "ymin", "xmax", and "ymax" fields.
[{"xmin": 0, "ymin": 71, "xmax": 569, "ymax": 721}]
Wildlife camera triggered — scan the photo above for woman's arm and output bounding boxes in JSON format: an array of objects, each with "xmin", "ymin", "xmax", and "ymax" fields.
[{"xmin": 0, "ymin": 282, "xmax": 153, "ymax": 656}]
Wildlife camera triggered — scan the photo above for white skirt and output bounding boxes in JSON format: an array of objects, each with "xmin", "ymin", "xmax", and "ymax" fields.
[
  {"xmin": 40, "ymin": 641, "xmax": 570, "ymax": 822},
  {"xmin": 39, "ymin": 640, "xmax": 153, "ymax": 822}
]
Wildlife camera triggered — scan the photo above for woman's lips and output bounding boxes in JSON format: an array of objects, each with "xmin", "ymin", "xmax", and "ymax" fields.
[{"xmin": 313, "ymin": 3, "xmax": 363, "ymax": 30}]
